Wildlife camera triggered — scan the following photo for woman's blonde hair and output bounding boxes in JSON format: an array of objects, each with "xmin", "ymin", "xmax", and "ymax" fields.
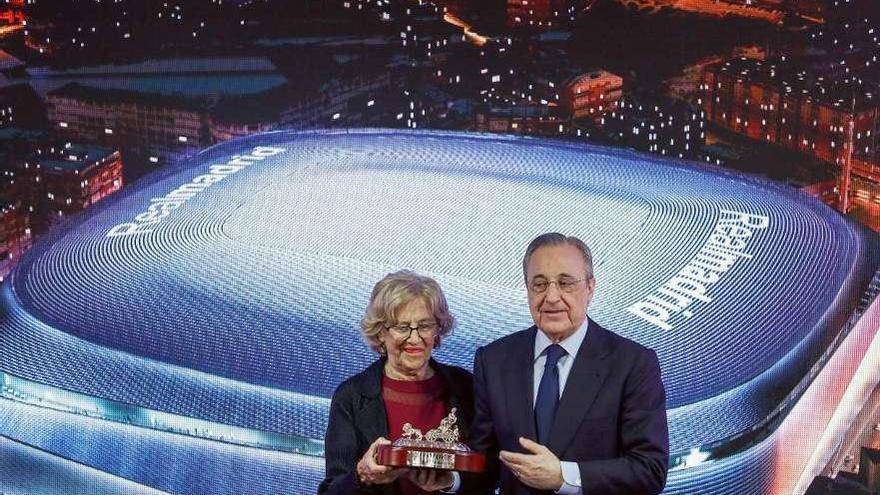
[{"xmin": 361, "ymin": 270, "xmax": 455, "ymax": 354}]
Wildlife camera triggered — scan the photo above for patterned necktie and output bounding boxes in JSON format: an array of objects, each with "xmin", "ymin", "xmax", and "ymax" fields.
[{"xmin": 535, "ymin": 344, "xmax": 567, "ymax": 445}]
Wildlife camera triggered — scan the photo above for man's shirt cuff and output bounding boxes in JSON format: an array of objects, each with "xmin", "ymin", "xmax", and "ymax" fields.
[
  {"xmin": 442, "ymin": 471, "xmax": 461, "ymax": 493},
  {"xmin": 556, "ymin": 461, "xmax": 583, "ymax": 495}
]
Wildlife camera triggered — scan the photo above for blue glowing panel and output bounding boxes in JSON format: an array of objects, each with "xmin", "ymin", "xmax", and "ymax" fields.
[
  {"xmin": 0, "ymin": 429, "xmax": 167, "ymax": 495},
  {"xmin": 0, "ymin": 397, "xmax": 324, "ymax": 495},
  {"xmin": 0, "ymin": 129, "xmax": 875, "ymax": 494}
]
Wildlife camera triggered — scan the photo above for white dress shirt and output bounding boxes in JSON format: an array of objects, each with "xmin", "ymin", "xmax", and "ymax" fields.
[{"xmin": 533, "ymin": 318, "xmax": 590, "ymax": 495}]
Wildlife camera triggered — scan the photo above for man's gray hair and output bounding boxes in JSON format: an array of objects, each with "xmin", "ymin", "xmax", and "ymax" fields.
[{"xmin": 522, "ymin": 233, "xmax": 594, "ymax": 283}]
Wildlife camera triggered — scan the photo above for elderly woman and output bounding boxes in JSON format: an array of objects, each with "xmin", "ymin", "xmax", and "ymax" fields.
[{"xmin": 318, "ymin": 270, "xmax": 474, "ymax": 494}]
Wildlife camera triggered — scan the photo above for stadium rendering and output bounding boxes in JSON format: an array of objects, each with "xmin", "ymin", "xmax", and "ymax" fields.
[{"xmin": 0, "ymin": 129, "xmax": 877, "ymax": 494}]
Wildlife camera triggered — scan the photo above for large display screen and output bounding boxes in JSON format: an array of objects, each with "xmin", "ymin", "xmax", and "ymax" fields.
[
  {"xmin": 1, "ymin": 129, "xmax": 878, "ymax": 494},
  {"xmin": 2, "ymin": 1, "xmax": 879, "ymax": 493}
]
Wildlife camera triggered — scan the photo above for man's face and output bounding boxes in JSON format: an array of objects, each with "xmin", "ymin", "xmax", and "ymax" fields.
[{"xmin": 526, "ymin": 243, "xmax": 595, "ymax": 342}]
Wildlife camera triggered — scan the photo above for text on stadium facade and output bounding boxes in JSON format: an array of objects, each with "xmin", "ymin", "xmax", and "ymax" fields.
[
  {"xmin": 627, "ymin": 210, "xmax": 770, "ymax": 331},
  {"xmin": 106, "ymin": 146, "xmax": 288, "ymax": 237}
]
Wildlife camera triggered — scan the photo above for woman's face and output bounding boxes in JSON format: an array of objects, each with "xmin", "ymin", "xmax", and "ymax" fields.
[{"xmin": 379, "ymin": 298, "xmax": 438, "ymax": 380}]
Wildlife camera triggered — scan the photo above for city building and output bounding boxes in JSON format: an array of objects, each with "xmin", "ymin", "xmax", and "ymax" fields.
[
  {"xmin": 0, "ymin": 197, "xmax": 31, "ymax": 282},
  {"xmin": 506, "ymin": 0, "xmax": 584, "ymax": 29},
  {"xmin": 0, "ymin": 102, "xmax": 10, "ymax": 129},
  {"xmin": 0, "ymin": 0, "xmax": 25, "ymax": 26},
  {"xmin": 397, "ymin": 1, "xmax": 464, "ymax": 62},
  {"xmin": 43, "ymin": 51, "xmax": 401, "ymax": 164},
  {"xmin": 209, "ymin": 114, "xmax": 278, "ymax": 145},
  {"xmin": 280, "ymin": 68, "xmax": 397, "ymax": 128},
  {"xmin": 46, "ymin": 83, "xmax": 210, "ymax": 163},
  {"xmin": 14, "ymin": 143, "xmax": 123, "ymax": 232},
  {"xmin": 209, "ymin": 89, "xmax": 284, "ymax": 143},
  {"xmin": 601, "ymin": 95, "xmax": 708, "ymax": 161},
  {"xmin": 473, "ymin": 103, "xmax": 570, "ymax": 135},
  {"xmin": 701, "ymin": 57, "xmax": 880, "ymax": 208},
  {"xmin": 563, "ymin": 70, "xmax": 624, "ymax": 122}
]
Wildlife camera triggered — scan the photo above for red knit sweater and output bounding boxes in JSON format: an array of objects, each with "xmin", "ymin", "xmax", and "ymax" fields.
[{"xmin": 382, "ymin": 374, "xmax": 447, "ymax": 495}]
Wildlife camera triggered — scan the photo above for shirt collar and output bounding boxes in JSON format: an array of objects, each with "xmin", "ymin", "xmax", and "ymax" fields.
[{"xmin": 533, "ymin": 317, "xmax": 590, "ymax": 362}]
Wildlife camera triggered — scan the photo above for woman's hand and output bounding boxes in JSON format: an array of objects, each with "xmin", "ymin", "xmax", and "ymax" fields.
[
  {"xmin": 356, "ymin": 437, "xmax": 407, "ymax": 486},
  {"xmin": 406, "ymin": 469, "xmax": 455, "ymax": 491}
]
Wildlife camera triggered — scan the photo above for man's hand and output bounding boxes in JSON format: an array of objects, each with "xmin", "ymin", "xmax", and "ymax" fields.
[
  {"xmin": 406, "ymin": 469, "xmax": 455, "ymax": 491},
  {"xmin": 356, "ymin": 437, "xmax": 408, "ymax": 485},
  {"xmin": 499, "ymin": 437, "xmax": 564, "ymax": 490}
]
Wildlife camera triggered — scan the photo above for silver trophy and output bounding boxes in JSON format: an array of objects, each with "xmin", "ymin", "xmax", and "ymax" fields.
[{"xmin": 377, "ymin": 408, "xmax": 486, "ymax": 472}]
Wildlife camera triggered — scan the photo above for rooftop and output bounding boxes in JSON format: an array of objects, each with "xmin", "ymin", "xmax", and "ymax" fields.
[
  {"xmin": 27, "ymin": 57, "xmax": 279, "ymax": 77},
  {"xmin": 566, "ymin": 69, "xmax": 624, "ymax": 88},
  {"xmin": 38, "ymin": 144, "xmax": 119, "ymax": 174},
  {"xmin": 48, "ymin": 82, "xmax": 207, "ymax": 113},
  {"xmin": 708, "ymin": 57, "xmax": 879, "ymax": 112}
]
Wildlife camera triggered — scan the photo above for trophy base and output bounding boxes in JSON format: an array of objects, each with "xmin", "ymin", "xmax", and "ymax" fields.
[{"xmin": 376, "ymin": 444, "xmax": 485, "ymax": 472}]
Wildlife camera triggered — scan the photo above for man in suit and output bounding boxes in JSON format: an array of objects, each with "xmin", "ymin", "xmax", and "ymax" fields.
[{"xmin": 467, "ymin": 233, "xmax": 668, "ymax": 494}]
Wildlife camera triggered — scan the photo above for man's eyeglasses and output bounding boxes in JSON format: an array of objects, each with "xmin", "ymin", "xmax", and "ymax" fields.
[
  {"xmin": 384, "ymin": 322, "xmax": 439, "ymax": 340},
  {"xmin": 528, "ymin": 278, "xmax": 588, "ymax": 294}
]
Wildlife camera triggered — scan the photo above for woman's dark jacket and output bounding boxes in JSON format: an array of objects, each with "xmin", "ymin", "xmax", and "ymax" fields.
[{"xmin": 317, "ymin": 358, "xmax": 476, "ymax": 495}]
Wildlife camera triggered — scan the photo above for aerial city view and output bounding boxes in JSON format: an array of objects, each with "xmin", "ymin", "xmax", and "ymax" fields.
[{"xmin": 0, "ymin": 0, "xmax": 879, "ymax": 494}]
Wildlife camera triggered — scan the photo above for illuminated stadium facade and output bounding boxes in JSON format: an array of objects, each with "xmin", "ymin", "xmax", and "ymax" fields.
[{"xmin": 0, "ymin": 129, "xmax": 877, "ymax": 494}]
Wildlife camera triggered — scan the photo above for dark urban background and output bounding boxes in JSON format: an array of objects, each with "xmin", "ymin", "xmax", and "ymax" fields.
[{"xmin": 0, "ymin": 2, "xmax": 878, "ymax": 489}]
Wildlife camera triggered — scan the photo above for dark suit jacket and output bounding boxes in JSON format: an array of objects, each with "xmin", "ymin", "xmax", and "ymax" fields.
[
  {"xmin": 318, "ymin": 358, "xmax": 480, "ymax": 495},
  {"xmin": 467, "ymin": 319, "xmax": 669, "ymax": 495}
]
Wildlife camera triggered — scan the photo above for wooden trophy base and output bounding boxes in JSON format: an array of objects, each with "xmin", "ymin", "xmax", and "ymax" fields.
[{"xmin": 376, "ymin": 444, "xmax": 486, "ymax": 472}]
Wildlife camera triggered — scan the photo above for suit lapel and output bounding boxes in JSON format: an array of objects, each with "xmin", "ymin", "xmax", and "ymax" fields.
[
  {"xmin": 547, "ymin": 320, "xmax": 611, "ymax": 454},
  {"xmin": 504, "ymin": 327, "xmax": 538, "ymax": 442}
]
